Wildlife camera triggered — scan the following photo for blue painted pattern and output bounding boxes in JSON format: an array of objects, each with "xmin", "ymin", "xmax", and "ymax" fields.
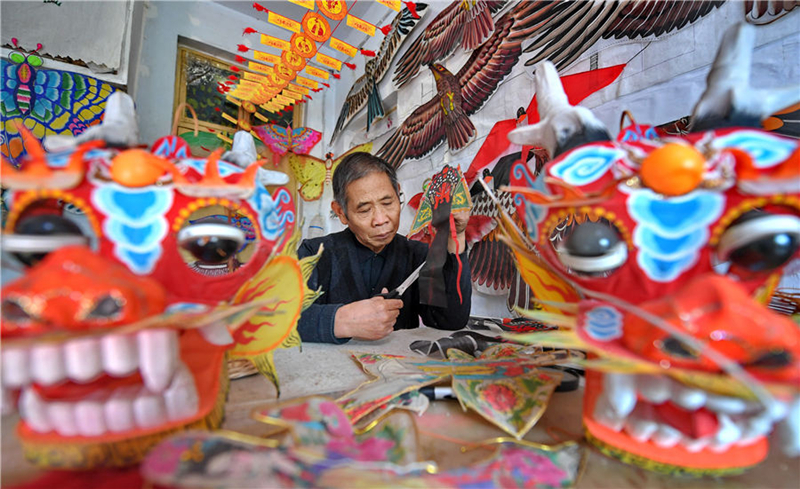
[
  {"xmin": 712, "ymin": 130, "xmax": 797, "ymax": 169},
  {"xmin": 92, "ymin": 183, "xmax": 173, "ymax": 274},
  {"xmin": 249, "ymin": 185, "xmax": 295, "ymax": 241},
  {"xmin": 585, "ymin": 305, "xmax": 623, "ymax": 341},
  {"xmin": 548, "ymin": 145, "xmax": 624, "ymax": 186},
  {"xmin": 628, "ymin": 189, "xmax": 723, "ymax": 282}
]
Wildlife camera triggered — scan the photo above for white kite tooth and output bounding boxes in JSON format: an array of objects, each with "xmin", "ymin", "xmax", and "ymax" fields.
[
  {"xmin": 636, "ymin": 374, "xmax": 671, "ymax": 404},
  {"xmin": 137, "ymin": 329, "xmax": 179, "ymax": 393},
  {"xmin": 30, "ymin": 344, "xmax": 65, "ymax": 386},
  {"xmin": 19, "ymin": 389, "xmax": 51, "ymax": 433},
  {"xmin": 198, "ymin": 323, "xmax": 234, "ymax": 346},
  {"xmin": 593, "ymin": 390, "xmax": 626, "ymax": 432},
  {"xmin": 104, "ymin": 386, "xmax": 137, "ymax": 433},
  {"xmin": 776, "ymin": 396, "xmax": 800, "ymax": 457},
  {"xmin": 604, "ymin": 373, "xmax": 637, "ymax": 417},
  {"xmin": 101, "ymin": 333, "xmax": 139, "ymax": 377},
  {"xmin": 48, "ymin": 401, "xmax": 78, "ymax": 437},
  {"xmin": 714, "ymin": 413, "xmax": 742, "ymax": 446},
  {"xmin": 75, "ymin": 394, "xmax": 107, "ymax": 436},
  {"xmin": 671, "ymin": 382, "xmax": 707, "ymax": 411},
  {"xmin": 652, "ymin": 424, "xmax": 682, "ymax": 448},
  {"xmin": 682, "ymin": 436, "xmax": 711, "ymax": 453},
  {"xmin": 705, "ymin": 394, "xmax": 749, "ymax": 414},
  {"xmin": 132, "ymin": 387, "xmax": 167, "ymax": 429},
  {"xmin": 624, "ymin": 416, "xmax": 658, "ymax": 442},
  {"xmin": 2, "ymin": 347, "xmax": 31, "ymax": 388},
  {"xmin": 64, "ymin": 338, "xmax": 102, "ymax": 382},
  {"xmin": 163, "ymin": 363, "xmax": 199, "ymax": 422}
]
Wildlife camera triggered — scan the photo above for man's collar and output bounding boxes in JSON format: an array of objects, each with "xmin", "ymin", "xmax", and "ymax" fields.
[{"xmin": 348, "ymin": 228, "xmax": 394, "ymax": 258}]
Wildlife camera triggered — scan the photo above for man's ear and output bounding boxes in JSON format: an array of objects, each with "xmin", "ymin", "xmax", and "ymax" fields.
[{"xmin": 331, "ymin": 201, "xmax": 348, "ymax": 225}]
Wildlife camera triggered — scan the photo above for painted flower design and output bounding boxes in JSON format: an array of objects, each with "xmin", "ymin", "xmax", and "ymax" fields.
[{"xmin": 480, "ymin": 382, "xmax": 521, "ymax": 413}]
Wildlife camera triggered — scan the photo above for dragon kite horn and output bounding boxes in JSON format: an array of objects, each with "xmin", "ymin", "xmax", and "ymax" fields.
[
  {"xmin": 507, "ymin": 61, "xmax": 610, "ymax": 159},
  {"xmin": 690, "ymin": 23, "xmax": 800, "ymax": 131}
]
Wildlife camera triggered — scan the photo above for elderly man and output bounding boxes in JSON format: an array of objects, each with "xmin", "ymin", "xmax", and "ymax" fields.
[{"xmin": 297, "ymin": 152, "xmax": 471, "ymax": 343}]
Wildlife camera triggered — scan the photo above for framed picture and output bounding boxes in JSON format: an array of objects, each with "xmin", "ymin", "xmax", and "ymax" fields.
[{"xmin": 172, "ymin": 45, "xmax": 302, "ymax": 156}]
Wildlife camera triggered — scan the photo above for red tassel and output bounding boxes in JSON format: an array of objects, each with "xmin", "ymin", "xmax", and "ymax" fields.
[
  {"xmin": 306, "ymin": 95, "xmax": 313, "ymax": 100},
  {"xmin": 235, "ymin": 55, "xmax": 246, "ymax": 63},
  {"xmin": 344, "ymin": 62, "xmax": 356, "ymax": 70},
  {"xmin": 225, "ymin": 81, "xmax": 235, "ymax": 85},
  {"xmin": 332, "ymin": 73, "xmax": 340, "ymax": 79},
  {"xmin": 448, "ymin": 213, "xmax": 463, "ymax": 304},
  {"xmin": 214, "ymin": 107, "xmax": 221, "ymax": 112},
  {"xmin": 230, "ymin": 66, "xmax": 240, "ymax": 72},
  {"xmin": 360, "ymin": 49, "xmax": 376, "ymax": 57},
  {"xmin": 322, "ymin": 83, "xmax": 330, "ymax": 88},
  {"xmin": 311, "ymin": 88, "xmax": 322, "ymax": 92},
  {"xmin": 237, "ymin": 44, "xmax": 250, "ymax": 52},
  {"xmin": 228, "ymin": 75, "xmax": 237, "ymax": 80},
  {"xmin": 252, "ymin": 2, "xmax": 268, "ymax": 13},
  {"xmin": 208, "ymin": 128, "xmax": 215, "ymax": 133},
  {"xmin": 405, "ymin": 1, "xmax": 420, "ymax": 19},
  {"xmin": 216, "ymin": 87, "xmax": 224, "ymax": 94},
  {"xmin": 243, "ymin": 27, "xmax": 258, "ymax": 36},
  {"xmin": 379, "ymin": 25, "xmax": 392, "ymax": 35},
  {"xmin": 287, "ymin": 106, "xmax": 294, "ymax": 111},
  {"xmin": 200, "ymin": 146, "xmax": 211, "ymax": 152}
]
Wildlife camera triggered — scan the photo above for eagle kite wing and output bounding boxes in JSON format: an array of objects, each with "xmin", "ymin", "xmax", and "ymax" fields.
[
  {"xmin": 329, "ymin": 4, "xmax": 429, "ymax": 145},
  {"xmin": 393, "ymin": 0, "xmax": 506, "ymax": 88},
  {"xmin": 522, "ymin": 0, "xmax": 725, "ymax": 70},
  {"xmin": 376, "ymin": 96, "xmax": 447, "ymax": 169}
]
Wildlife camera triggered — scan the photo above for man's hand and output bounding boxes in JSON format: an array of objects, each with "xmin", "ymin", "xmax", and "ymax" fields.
[
  {"xmin": 334, "ymin": 288, "xmax": 403, "ymax": 340},
  {"xmin": 448, "ymin": 209, "xmax": 470, "ymax": 254}
]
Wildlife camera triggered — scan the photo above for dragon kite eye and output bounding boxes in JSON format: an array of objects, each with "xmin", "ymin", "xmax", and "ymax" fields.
[
  {"xmin": 9, "ymin": 52, "xmax": 25, "ymax": 64},
  {"xmin": 659, "ymin": 336, "xmax": 700, "ymax": 360},
  {"xmin": 748, "ymin": 350, "xmax": 792, "ymax": 369},
  {"xmin": 4, "ymin": 214, "xmax": 89, "ymax": 267},
  {"xmin": 26, "ymin": 54, "xmax": 43, "ymax": 67},
  {"xmin": 556, "ymin": 220, "xmax": 627, "ymax": 277},
  {"xmin": 1, "ymin": 299, "xmax": 32, "ymax": 323},
  {"xmin": 86, "ymin": 294, "xmax": 124, "ymax": 320},
  {"xmin": 178, "ymin": 222, "xmax": 245, "ymax": 265},
  {"xmin": 718, "ymin": 211, "xmax": 800, "ymax": 272}
]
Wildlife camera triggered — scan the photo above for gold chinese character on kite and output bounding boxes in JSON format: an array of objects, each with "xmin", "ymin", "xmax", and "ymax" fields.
[
  {"xmin": 291, "ymin": 32, "xmax": 318, "ymax": 59},
  {"xmin": 317, "ymin": 0, "xmax": 347, "ymax": 20},
  {"xmin": 302, "ymin": 11, "xmax": 331, "ymax": 42}
]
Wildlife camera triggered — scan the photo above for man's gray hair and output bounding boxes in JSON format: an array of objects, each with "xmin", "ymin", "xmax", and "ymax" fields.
[{"xmin": 332, "ymin": 152, "xmax": 400, "ymax": 215}]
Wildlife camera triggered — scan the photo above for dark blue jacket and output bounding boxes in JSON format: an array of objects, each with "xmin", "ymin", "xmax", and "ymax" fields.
[{"xmin": 297, "ymin": 228, "xmax": 471, "ymax": 343}]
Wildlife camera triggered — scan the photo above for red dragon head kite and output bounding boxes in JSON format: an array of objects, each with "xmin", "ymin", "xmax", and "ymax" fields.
[
  {"xmin": 498, "ymin": 23, "xmax": 799, "ymax": 475},
  {"xmin": 0, "ymin": 125, "xmax": 317, "ymax": 470}
]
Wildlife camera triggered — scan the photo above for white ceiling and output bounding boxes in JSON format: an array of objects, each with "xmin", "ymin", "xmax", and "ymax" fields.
[{"xmin": 212, "ymin": 0, "xmax": 398, "ymax": 61}]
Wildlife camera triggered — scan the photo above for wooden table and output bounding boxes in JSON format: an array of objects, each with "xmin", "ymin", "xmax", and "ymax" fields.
[{"xmin": 3, "ymin": 327, "xmax": 798, "ymax": 487}]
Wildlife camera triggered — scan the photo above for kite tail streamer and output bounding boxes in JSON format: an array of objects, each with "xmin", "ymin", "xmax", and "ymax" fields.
[{"xmin": 449, "ymin": 212, "xmax": 463, "ymax": 304}]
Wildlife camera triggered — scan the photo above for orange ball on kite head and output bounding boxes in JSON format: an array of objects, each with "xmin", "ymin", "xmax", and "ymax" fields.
[
  {"xmin": 110, "ymin": 149, "xmax": 171, "ymax": 187},
  {"xmin": 640, "ymin": 143, "xmax": 706, "ymax": 196}
]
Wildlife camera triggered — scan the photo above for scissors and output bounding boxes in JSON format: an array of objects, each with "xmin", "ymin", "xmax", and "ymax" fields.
[{"xmin": 378, "ymin": 261, "xmax": 426, "ymax": 299}]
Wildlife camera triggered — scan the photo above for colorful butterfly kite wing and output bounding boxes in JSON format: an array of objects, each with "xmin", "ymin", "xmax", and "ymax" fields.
[
  {"xmin": 253, "ymin": 124, "xmax": 291, "ymax": 156},
  {"xmin": 289, "ymin": 153, "xmax": 327, "ymax": 201},
  {"xmin": 1, "ymin": 56, "xmax": 116, "ymax": 166},
  {"xmin": 288, "ymin": 127, "xmax": 322, "ymax": 155}
]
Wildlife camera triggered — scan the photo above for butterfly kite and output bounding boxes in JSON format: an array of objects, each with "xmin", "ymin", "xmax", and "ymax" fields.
[
  {"xmin": 253, "ymin": 124, "xmax": 321, "ymax": 165},
  {"xmin": 288, "ymin": 143, "xmax": 372, "ymax": 202},
  {"xmin": 1, "ymin": 41, "xmax": 116, "ymax": 166}
]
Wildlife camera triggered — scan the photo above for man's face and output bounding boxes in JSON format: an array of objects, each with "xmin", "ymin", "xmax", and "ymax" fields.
[{"xmin": 333, "ymin": 171, "xmax": 400, "ymax": 253}]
